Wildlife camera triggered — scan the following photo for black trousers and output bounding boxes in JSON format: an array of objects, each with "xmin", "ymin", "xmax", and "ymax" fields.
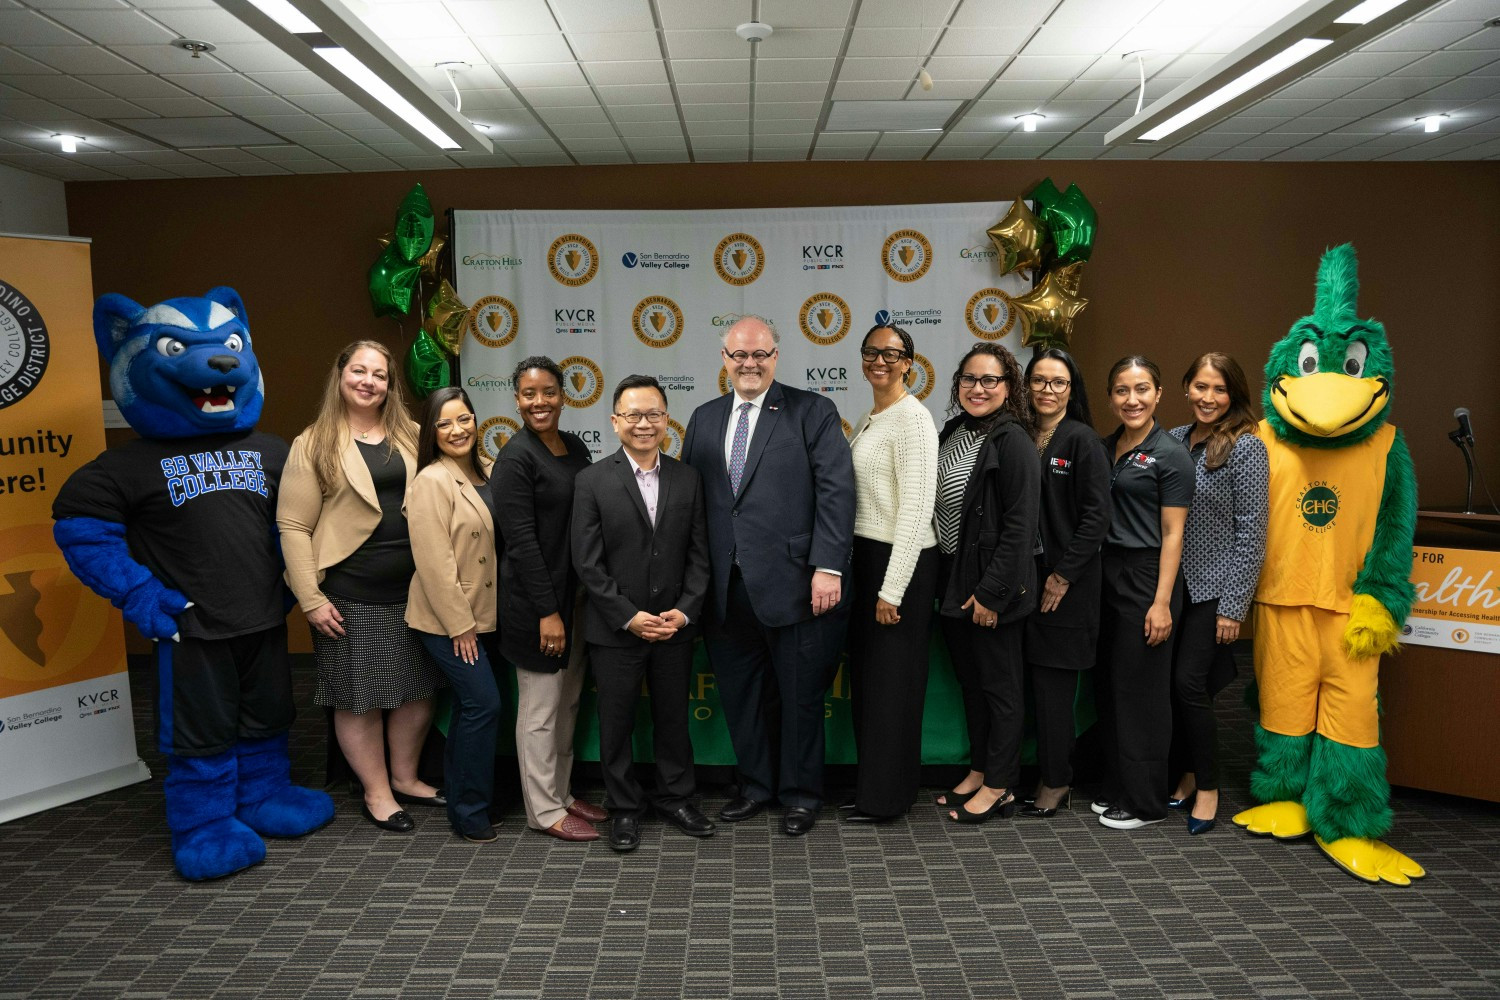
[
  {"xmin": 846, "ymin": 539, "xmax": 938, "ymax": 817},
  {"xmin": 591, "ymin": 640, "xmax": 697, "ymax": 815},
  {"xmin": 704, "ymin": 566, "xmax": 849, "ymax": 811},
  {"xmin": 1094, "ymin": 545, "xmax": 1183, "ymax": 821},
  {"xmin": 1170, "ymin": 597, "xmax": 1233, "ymax": 791},
  {"xmin": 1027, "ymin": 662, "xmax": 1080, "ymax": 788},
  {"xmin": 158, "ymin": 624, "xmax": 294, "ymax": 756}
]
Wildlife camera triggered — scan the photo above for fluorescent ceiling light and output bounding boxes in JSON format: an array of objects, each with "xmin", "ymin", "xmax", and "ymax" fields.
[
  {"xmin": 1106, "ymin": 0, "xmax": 1442, "ymax": 148},
  {"xmin": 1417, "ymin": 114, "xmax": 1446, "ymax": 132},
  {"xmin": 243, "ymin": 0, "xmax": 317, "ymax": 34},
  {"xmin": 53, "ymin": 134, "xmax": 79, "ymax": 153},
  {"xmin": 1016, "ymin": 113, "xmax": 1044, "ymax": 133},
  {"xmin": 1140, "ymin": 39, "xmax": 1330, "ymax": 141},
  {"xmin": 316, "ymin": 47, "xmax": 459, "ymax": 149}
]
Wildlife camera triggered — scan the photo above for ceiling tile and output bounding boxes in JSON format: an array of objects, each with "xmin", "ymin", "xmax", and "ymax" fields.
[
  {"xmin": 755, "ymin": 29, "xmax": 843, "ymax": 58},
  {"xmin": 753, "ymin": 81, "xmax": 824, "ymax": 102},
  {"xmin": 1346, "ymin": 75, "xmax": 1447, "ymax": 100},
  {"xmin": 445, "ymin": 0, "xmax": 557, "ymax": 36},
  {"xmin": 846, "ymin": 28, "xmax": 926, "ymax": 60},
  {"xmin": 1022, "ymin": 25, "xmax": 1127, "ymax": 58},
  {"xmin": 246, "ymin": 70, "xmax": 337, "ymax": 95},
  {"xmin": 47, "ymin": 9, "xmax": 179, "ymax": 44},
  {"xmin": 1320, "ymin": 51, "xmax": 1425, "ymax": 77},
  {"xmin": 116, "ymin": 95, "xmax": 224, "ymax": 116},
  {"xmin": 5, "ymin": 74, "xmax": 109, "ymax": 99},
  {"xmin": 473, "ymin": 34, "xmax": 574, "ymax": 65},
  {"xmin": 759, "ymin": 0, "xmax": 851, "ymax": 29},
  {"xmin": 357, "ymin": 3, "xmax": 464, "ymax": 40},
  {"xmin": 110, "ymin": 43, "xmax": 230, "ymax": 73},
  {"xmin": 568, "ymin": 31, "xmax": 660, "ymax": 62},
  {"xmin": 751, "ymin": 148, "xmax": 807, "ymax": 160},
  {"xmin": 655, "ymin": 0, "xmax": 747, "ymax": 32},
  {"xmin": 831, "ymin": 80, "xmax": 907, "ymax": 100},
  {"xmin": 681, "ymin": 102, "xmax": 747, "ymax": 120},
  {"xmin": 550, "ymin": 0, "xmax": 653, "ymax": 32},
  {"xmin": 629, "ymin": 148, "xmax": 689, "ymax": 162},
  {"xmin": 617, "ymin": 120, "xmax": 680, "ymax": 136},
  {"xmin": 609, "ymin": 101, "xmax": 681, "ymax": 121},
  {"xmin": 664, "ymin": 30, "xmax": 747, "ymax": 60},
  {"xmin": 623, "ymin": 135, "xmax": 686, "ymax": 150},
  {"xmin": 517, "ymin": 85, "xmax": 597, "ymax": 106},
  {"xmin": 550, "ymin": 122, "xmax": 617, "ymax": 139},
  {"xmin": 671, "ymin": 58, "xmax": 747, "ymax": 84},
  {"xmin": 161, "ymin": 72, "xmax": 269, "ymax": 99},
  {"xmin": 684, "ymin": 119, "xmax": 746, "ymax": 135},
  {"xmin": 754, "ymin": 58, "xmax": 834, "ymax": 83},
  {"xmin": 583, "ymin": 60, "xmax": 668, "ymax": 86},
  {"xmin": 1361, "ymin": 18, "xmax": 1482, "ymax": 53},
  {"xmin": 999, "ymin": 54, "xmax": 1098, "ymax": 81},
  {"xmin": 112, "ymin": 114, "xmax": 285, "ymax": 146},
  {"xmin": 934, "ymin": 27, "xmax": 1032, "ymax": 58},
  {"xmin": 0, "ymin": 47, "xmax": 64, "ymax": 74},
  {"xmin": 676, "ymin": 82, "xmax": 748, "ymax": 103},
  {"xmin": 536, "ymin": 104, "xmax": 608, "ymax": 123},
  {"xmin": 25, "ymin": 44, "xmax": 144, "ymax": 74},
  {"xmin": 594, "ymin": 83, "xmax": 675, "ymax": 106},
  {"xmin": 0, "ymin": 10, "xmax": 89, "ymax": 44},
  {"xmin": 286, "ymin": 93, "xmax": 363, "ymax": 115},
  {"xmin": 753, "ymin": 100, "xmax": 821, "ymax": 119},
  {"xmin": 144, "ymin": 7, "xmax": 265, "ymax": 44},
  {"xmin": 503, "ymin": 62, "xmax": 588, "ymax": 87}
]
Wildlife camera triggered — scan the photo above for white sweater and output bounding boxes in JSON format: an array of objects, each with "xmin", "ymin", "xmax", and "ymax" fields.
[{"xmin": 849, "ymin": 393, "xmax": 939, "ymax": 605}]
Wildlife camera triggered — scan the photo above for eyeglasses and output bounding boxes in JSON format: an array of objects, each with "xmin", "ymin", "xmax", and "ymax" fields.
[
  {"xmin": 434, "ymin": 413, "xmax": 475, "ymax": 431},
  {"xmin": 1028, "ymin": 376, "xmax": 1071, "ymax": 393},
  {"xmin": 958, "ymin": 374, "xmax": 1005, "ymax": 389},
  {"xmin": 860, "ymin": 348, "xmax": 909, "ymax": 364},
  {"xmin": 615, "ymin": 410, "xmax": 667, "ymax": 425},
  {"xmin": 724, "ymin": 349, "xmax": 777, "ymax": 365}
]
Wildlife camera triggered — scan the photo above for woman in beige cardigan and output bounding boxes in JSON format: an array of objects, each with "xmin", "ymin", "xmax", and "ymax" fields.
[
  {"xmin": 405, "ymin": 387, "xmax": 501, "ymax": 842},
  {"xmin": 277, "ymin": 341, "xmax": 442, "ymax": 834}
]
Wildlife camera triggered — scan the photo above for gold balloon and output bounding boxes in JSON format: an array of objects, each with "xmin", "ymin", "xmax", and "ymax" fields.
[
  {"xmin": 985, "ymin": 198, "xmax": 1045, "ymax": 276},
  {"xmin": 418, "ymin": 234, "xmax": 447, "ymax": 280},
  {"xmin": 1015, "ymin": 267, "xmax": 1088, "ymax": 349},
  {"xmin": 426, "ymin": 279, "xmax": 468, "ymax": 354},
  {"xmin": 377, "ymin": 231, "xmax": 392, "ymax": 249},
  {"xmin": 1053, "ymin": 260, "xmax": 1084, "ymax": 296}
]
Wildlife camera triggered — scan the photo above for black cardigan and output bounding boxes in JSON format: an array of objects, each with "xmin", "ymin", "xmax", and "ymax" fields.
[
  {"xmin": 937, "ymin": 412, "xmax": 1040, "ymax": 623},
  {"xmin": 492, "ymin": 426, "xmax": 591, "ymax": 673}
]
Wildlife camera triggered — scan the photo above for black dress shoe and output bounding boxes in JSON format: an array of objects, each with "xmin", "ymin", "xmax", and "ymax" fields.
[
  {"xmin": 393, "ymin": 789, "xmax": 447, "ymax": 808},
  {"xmin": 610, "ymin": 815, "xmax": 641, "ymax": 853},
  {"xmin": 782, "ymin": 807, "xmax": 817, "ymax": 836},
  {"xmin": 719, "ymin": 796, "xmax": 767, "ymax": 822},
  {"xmin": 843, "ymin": 808, "xmax": 899, "ymax": 824},
  {"xmin": 658, "ymin": 803, "xmax": 716, "ymax": 837},
  {"xmin": 459, "ymin": 824, "xmax": 499, "ymax": 843},
  {"xmin": 360, "ymin": 805, "xmax": 415, "ymax": 833}
]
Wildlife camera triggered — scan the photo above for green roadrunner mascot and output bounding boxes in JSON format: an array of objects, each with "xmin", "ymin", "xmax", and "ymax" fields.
[{"xmin": 1232, "ymin": 243, "xmax": 1424, "ymax": 885}]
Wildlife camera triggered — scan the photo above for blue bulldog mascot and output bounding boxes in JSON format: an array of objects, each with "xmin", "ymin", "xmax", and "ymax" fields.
[{"xmin": 52, "ymin": 287, "xmax": 334, "ymax": 881}]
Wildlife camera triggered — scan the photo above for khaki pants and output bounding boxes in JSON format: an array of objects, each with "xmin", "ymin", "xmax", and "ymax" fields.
[{"xmin": 514, "ymin": 634, "xmax": 587, "ymax": 830}]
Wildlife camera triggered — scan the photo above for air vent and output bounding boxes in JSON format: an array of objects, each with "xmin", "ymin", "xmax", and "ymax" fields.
[{"xmin": 824, "ymin": 101, "xmax": 962, "ymax": 133}]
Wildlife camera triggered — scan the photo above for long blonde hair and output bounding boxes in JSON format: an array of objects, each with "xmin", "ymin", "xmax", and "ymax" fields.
[{"xmin": 304, "ymin": 340, "xmax": 418, "ymax": 494}]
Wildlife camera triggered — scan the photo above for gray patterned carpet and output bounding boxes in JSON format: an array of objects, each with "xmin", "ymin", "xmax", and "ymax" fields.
[{"xmin": 1, "ymin": 657, "xmax": 1497, "ymax": 1000}]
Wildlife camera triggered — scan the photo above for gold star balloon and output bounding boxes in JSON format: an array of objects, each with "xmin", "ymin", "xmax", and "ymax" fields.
[
  {"xmin": 1015, "ymin": 266, "xmax": 1088, "ymax": 349},
  {"xmin": 425, "ymin": 279, "xmax": 468, "ymax": 354},
  {"xmin": 985, "ymin": 198, "xmax": 1045, "ymax": 276}
]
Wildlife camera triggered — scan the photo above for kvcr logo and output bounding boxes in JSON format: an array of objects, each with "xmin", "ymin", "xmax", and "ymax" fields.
[
  {"xmin": 801, "ymin": 244, "xmax": 845, "ymax": 271},
  {"xmin": 553, "ymin": 306, "xmax": 598, "ymax": 336},
  {"xmin": 1298, "ymin": 482, "xmax": 1341, "ymax": 532},
  {"xmin": 804, "ymin": 366, "xmax": 848, "ymax": 395},
  {"xmin": 78, "ymin": 687, "xmax": 120, "ymax": 710}
]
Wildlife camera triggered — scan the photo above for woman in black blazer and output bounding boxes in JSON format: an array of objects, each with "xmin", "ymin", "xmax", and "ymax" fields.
[
  {"xmin": 933, "ymin": 343, "xmax": 1041, "ymax": 823},
  {"xmin": 493, "ymin": 356, "xmax": 605, "ymax": 843},
  {"xmin": 1018, "ymin": 348, "xmax": 1111, "ymax": 818}
]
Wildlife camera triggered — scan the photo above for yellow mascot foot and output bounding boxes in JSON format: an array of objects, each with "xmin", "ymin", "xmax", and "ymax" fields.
[
  {"xmin": 1231, "ymin": 801, "xmax": 1312, "ymax": 839},
  {"xmin": 1315, "ymin": 836, "xmax": 1426, "ymax": 886}
]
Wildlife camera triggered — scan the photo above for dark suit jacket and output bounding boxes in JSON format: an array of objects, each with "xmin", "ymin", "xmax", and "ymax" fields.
[
  {"xmin": 570, "ymin": 448, "xmax": 710, "ymax": 648},
  {"xmin": 492, "ymin": 426, "xmax": 591, "ymax": 673},
  {"xmin": 681, "ymin": 380, "xmax": 855, "ymax": 628}
]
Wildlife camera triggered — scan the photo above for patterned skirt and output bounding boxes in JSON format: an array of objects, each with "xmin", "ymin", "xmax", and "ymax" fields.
[{"xmin": 311, "ymin": 595, "xmax": 441, "ymax": 714}]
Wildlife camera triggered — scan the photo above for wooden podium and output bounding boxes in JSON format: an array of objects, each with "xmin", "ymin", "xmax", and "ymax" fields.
[{"xmin": 1380, "ymin": 509, "xmax": 1500, "ymax": 803}]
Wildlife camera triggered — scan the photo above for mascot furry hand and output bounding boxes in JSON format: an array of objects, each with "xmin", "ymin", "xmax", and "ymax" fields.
[
  {"xmin": 52, "ymin": 287, "xmax": 333, "ymax": 882},
  {"xmin": 1231, "ymin": 245, "xmax": 1423, "ymax": 886}
]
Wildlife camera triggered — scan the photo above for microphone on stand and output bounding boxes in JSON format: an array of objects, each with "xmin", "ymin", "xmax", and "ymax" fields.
[{"xmin": 1449, "ymin": 406, "xmax": 1476, "ymax": 514}]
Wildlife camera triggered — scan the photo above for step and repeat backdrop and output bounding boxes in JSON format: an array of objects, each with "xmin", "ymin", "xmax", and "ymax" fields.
[{"xmin": 454, "ymin": 202, "xmax": 1031, "ymax": 463}]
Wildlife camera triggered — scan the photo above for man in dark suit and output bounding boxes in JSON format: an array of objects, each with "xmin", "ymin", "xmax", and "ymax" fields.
[
  {"xmin": 572, "ymin": 374, "xmax": 715, "ymax": 853},
  {"xmin": 681, "ymin": 314, "xmax": 856, "ymax": 836}
]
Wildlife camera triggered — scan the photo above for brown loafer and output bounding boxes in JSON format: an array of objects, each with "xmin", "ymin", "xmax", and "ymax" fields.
[
  {"xmin": 542, "ymin": 814, "xmax": 599, "ymax": 842},
  {"xmin": 566, "ymin": 798, "xmax": 608, "ymax": 824}
]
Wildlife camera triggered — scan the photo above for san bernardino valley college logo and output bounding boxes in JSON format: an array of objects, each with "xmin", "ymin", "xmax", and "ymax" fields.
[
  {"xmin": 467, "ymin": 295, "xmax": 519, "ymax": 349},
  {"xmin": 799, "ymin": 292, "xmax": 851, "ymax": 347},
  {"xmin": 882, "ymin": 229, "xmax": 932, "ymax": 283},
  {"xmin": 559, "ymin": 356, "xmax": 604, "ymax": 408},
  {"xmin": 478, "ymin": 415, "xmax": 521, "ymax": 462},
  {"xmin": 0, "ymin": 280, "xmax": 50, "ymax": 410},
  {"xmin": 714, "ymin": 233, "xmax": 765, "ymax": 286},
  {"xmin": 547, "ymin": 234, "xmax": 599, "ymax": 286},
  {"xmin": 909, "ymin": 353, "xmax": 936, "ymax": 401},
  {"xmin": 632, "ymin": 295, "xmax": 685, "ymax": 349},
  {"xmin": 1298, "ymin": 481, "xmax": 1341, "ymax": 533},
  {"xmin": 965, "ymin": 287, "xmax": 1017, "ymax": 341}
]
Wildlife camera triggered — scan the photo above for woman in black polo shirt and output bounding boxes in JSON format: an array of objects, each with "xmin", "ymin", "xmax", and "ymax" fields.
[{"xmin": 1092, "ymin": 356, "xmax": 1194, "ymax": 831}]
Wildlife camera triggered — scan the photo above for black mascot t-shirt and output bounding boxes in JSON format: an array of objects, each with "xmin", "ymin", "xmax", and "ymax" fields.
[{"xmin": 54, "ymin": 430, "xmax": 289, "ymax": 639}]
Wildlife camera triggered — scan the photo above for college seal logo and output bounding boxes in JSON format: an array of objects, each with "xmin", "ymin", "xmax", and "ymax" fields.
[
  {"xmin": 1298, "ymin": 482, "xmax": 1341, "ymax": 532},
  {"xmin": 714, "ymin": 233, "xmax": 764, "ymax": 286},
  {"xmin": 632, "ymin": 295, "xmax": 685, "ymax": 349},
  {"xmin": 718, "ymin": 366, "xmax": 731, "ymax": 396},
  {"xmin": 882, "ymin": 229, "xmax": 932, "ymax": 282},
  {"xmin": 965, "ymin": 288, "xmax": 1017, "ymax": 341},
  {"xmin": 910, "ymin": 352, "xmax": 936, "ymax": 401},
  {"xmin": 547, "ymin": 234, "xmax": 599, "ymax": 287},
  {"xmin": 558, "ymin": 355, "xmax": 604, "ymax": 409},
  {"xmin": 660, "ymin": 418, "xmax": 686, "ymax": 459},
  {"xmin": 468, "ymin": 295, "xmax": 519, "ymax": 349},
  {"xmin": 478, "ymin": 415, "xmax": 521, "ymax": 462},
  {"xmin": 0, "ymin": 281, "xmax": 50, "ymax": 410},
  {"xmin": 799, "ymin": 292, "xmax": 852, "ymax": 347}
]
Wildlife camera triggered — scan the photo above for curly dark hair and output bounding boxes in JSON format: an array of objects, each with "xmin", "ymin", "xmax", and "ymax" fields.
[
  {"xmin": 511, "ymin": 354, "xmax": 564, "ymax": 390},
  {"xmin": 946, "ymin": 342, "xmax": 1033, "ymax": 435}
]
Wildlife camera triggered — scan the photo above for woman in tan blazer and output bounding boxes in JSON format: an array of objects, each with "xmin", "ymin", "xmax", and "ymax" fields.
[
  {"xmin": 277, "ymin": 340, "xmax": 442, "ymax": 835},
  {"xmin": 405, "ymin": 387, "xmax": 501, "ymax": 843}
]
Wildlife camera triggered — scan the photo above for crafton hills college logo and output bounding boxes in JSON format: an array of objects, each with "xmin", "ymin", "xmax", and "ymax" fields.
[
  {"xmin": 882, "ymin": 229, "xmax": 932, "ymax": 283},
  {"xmin": 0, "ymin": 280, "xmax": 51, "ymax": 410},
  {"xmin": 714, "ymin": 232, "xmax": 764, "ymax": 286},
  {"xmin": 547, "ymin": 234, "xmax": 599, "ymax": 287},
  {"xmin": 559, "ymin": 356, "xmax": 604, "ymax": 409},
  {"xmin": 467, "ymin": 295, "xmax": 518, "ymax": 349},
  {"xmin": 632, "ymin": 295, "xmax": 685, "ymax": 348},
  {"xmin": 799, "ymin": 292, "xmax": 851, "ymax": 347},
  {"xmin": 965, "ymin": 287, "xmax": 1017, "ymax": 341}
]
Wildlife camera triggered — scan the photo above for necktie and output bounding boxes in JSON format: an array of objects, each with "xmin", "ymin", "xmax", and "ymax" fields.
[{"xmin": 728, "ymin": 401, "xmax": 752, "ymax": 495}]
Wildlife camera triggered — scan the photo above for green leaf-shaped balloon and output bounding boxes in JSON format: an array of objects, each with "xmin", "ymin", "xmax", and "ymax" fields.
[
  {"xmin": 405, "ymin": 328, "xmax": 450, "ymax": 399},
  {"xmin": 368, "ymin": 243, "xmax": 420, "ymax": 318},
  {"xmin": 394, "ymin": 183, "xmax": 435, "ymax": 263},
  {"xmin": 1041, "ymin": 183, "xmax": 1097, "ymax": 265}
]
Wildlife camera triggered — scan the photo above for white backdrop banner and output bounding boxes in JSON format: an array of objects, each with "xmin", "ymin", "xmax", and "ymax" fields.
[{"xmin": 454, "ymin": 203, "xmax": 1032, "ymax": 461}]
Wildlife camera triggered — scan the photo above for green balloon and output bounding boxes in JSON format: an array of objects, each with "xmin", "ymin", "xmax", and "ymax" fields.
[
  {"xmin": 369, "ymin": 244, "xmax": 420, "ymax": 318},
  {"xmin": 405, "ymin": 329, "xmax": 450, "ymax": 400},
  {"xmin": 1041, "ymin": 183, "xmax": 1098, "ymax": 265},
  {"xmin": 1028, "ymin": 177, "xmax": 1063, "ymax": 215},
  {"xmin": 394, "ymin": 183, "xmax": 435, "ymax": 263}
]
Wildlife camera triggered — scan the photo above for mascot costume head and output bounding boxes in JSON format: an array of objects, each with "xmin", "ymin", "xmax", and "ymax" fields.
[
  {"xmin": 1231, "ymin": 245, "xmax": 1423, "ymax": 885},
  {"xmin": 53, "ymin": 288, "xmax": 333, "ymax": 882}
]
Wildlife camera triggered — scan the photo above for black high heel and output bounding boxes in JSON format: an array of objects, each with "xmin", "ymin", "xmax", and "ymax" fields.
[
  {"xmin": 1167, "ymin": 791, "xmax": 1197, "ymax": 810},
  {"xmin": 935, "ymin": 786, "xmax": 979, "ymax": 808},
  {"xmin": 1019, "ymin": 788, "xmax": 1071, "ymax": 818},
  {"xmin": 947, "ymin": 789, "xmax": 1017, "ymax": 824}
]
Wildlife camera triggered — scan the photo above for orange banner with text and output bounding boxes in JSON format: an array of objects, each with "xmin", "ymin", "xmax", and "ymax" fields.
[
  {"xmin": 0, "ymin": 234, "xmax": 127, "ymax": 698},
  {"xmin": 1406, "ymin": 546, "xmax": 1500, "ymax": 654}
]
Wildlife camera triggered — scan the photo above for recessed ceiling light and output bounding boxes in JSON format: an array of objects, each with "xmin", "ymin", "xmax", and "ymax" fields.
[
  {"xmin": 1416, "ymin": 113, "xmax": 1447, "ymax": 133},
  {"xmin": 52, "ymin": 134, "xmax": 82, "ymax": 153},
  {"xmin": 1016, "ymin": 113, "xmax": 1045, "ymax": 132}
]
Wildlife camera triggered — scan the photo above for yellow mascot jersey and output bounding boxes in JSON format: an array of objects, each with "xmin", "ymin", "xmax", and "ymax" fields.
[{"xmin": 1254, "ymin": 420, "xmax": 1395, "ymax": 614}]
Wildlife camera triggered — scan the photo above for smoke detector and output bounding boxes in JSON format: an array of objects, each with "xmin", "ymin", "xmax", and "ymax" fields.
[{"xmin": 735, "ymin": 21, "xmax": 773, "ymax": 43}]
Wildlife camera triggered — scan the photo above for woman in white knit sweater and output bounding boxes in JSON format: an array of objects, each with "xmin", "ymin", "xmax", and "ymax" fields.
[{"xmin": 842, "ymin": 324, "xmax": 940, "ymax": 823}]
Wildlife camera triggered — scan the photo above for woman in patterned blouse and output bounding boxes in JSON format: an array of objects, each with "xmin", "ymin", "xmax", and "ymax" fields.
[{"xmin": 1165, "ymin": 353, "xmax": 1269, "ymax": 835}]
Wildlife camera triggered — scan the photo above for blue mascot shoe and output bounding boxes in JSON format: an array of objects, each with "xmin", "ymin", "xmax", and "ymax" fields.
[
  {"xmin": 164, "ymin": 752, "xmax": 266, "ymax": 881},
  {"xmin": 235, "ymin": 733, "xmax": 335, "ymax": 838}
]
